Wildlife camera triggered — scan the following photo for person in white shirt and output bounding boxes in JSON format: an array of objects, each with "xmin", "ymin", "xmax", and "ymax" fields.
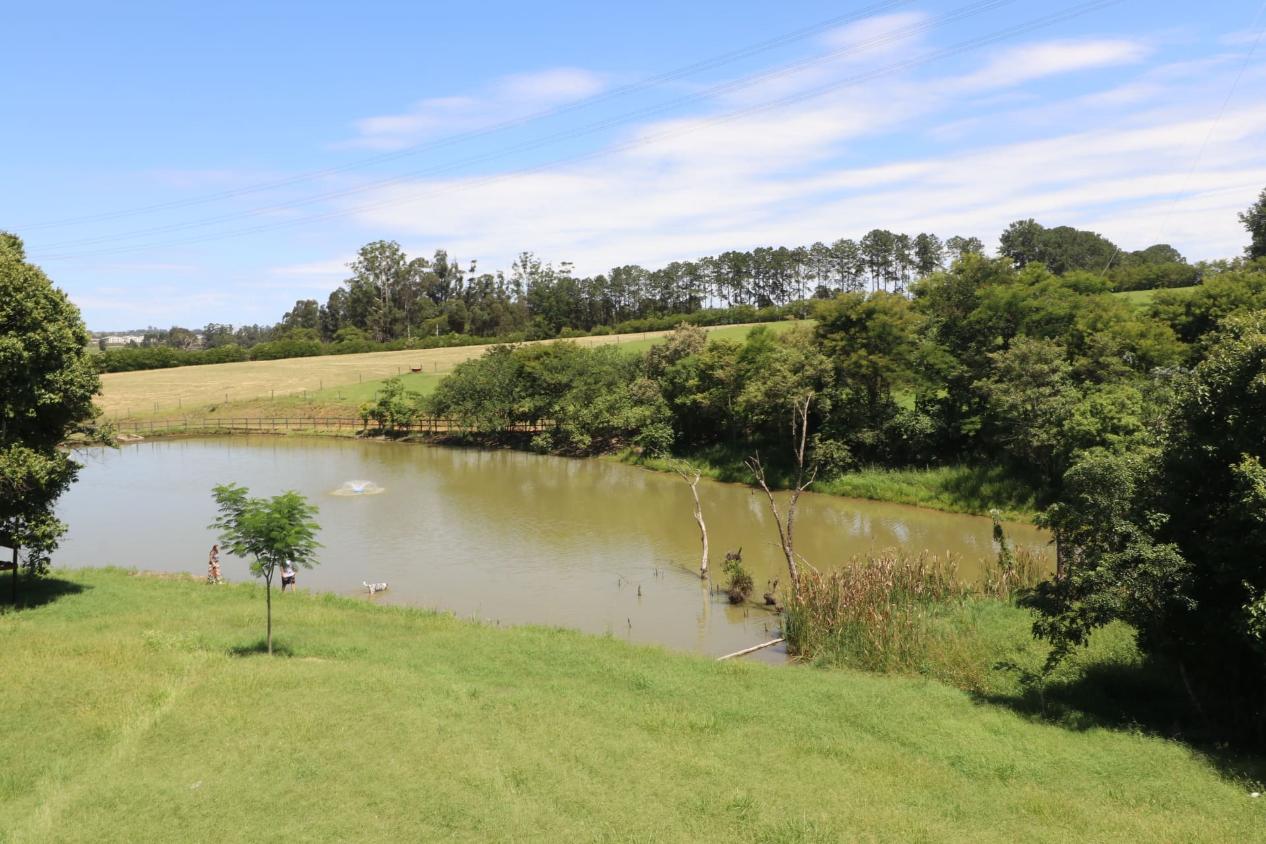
[{"xmin": 280, "ymin": 562, "xmax": 296, "ymax": 592}]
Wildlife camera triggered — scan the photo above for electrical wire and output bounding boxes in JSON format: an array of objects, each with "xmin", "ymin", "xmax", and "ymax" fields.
[
  {"xmin": 35, "ymin": 0, "xmax": 1017, "ymax": 252},
  {"xmin": 13, "ymin": 0, "xmax": 916, "ymax": 231},
  {"xmin": 36, "ymin": 0, "xmax": 1123, "ymax": 263}
]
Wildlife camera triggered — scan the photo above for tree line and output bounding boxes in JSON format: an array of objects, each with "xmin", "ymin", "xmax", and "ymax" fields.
[{"xmin": 96, "ymin": 219, "xmax": 1198, "ymax": 373}]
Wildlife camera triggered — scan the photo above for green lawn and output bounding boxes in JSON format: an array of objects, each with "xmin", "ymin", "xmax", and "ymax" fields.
[
  {"xmin": 818, "ymin": 464, "xmax": 1039, "ymax": 522},
  {"xmin": 1112, "ymin": 285, "xmax": 1198, "ymax": 307},
  {"xmin": 2, "ymin": 569, "xmax": 1261, "ymax": 842}
]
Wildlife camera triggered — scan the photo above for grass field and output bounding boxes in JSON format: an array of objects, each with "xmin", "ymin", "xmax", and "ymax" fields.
[
  {"xmin": 1112, "ymin": 285, "xmax": 1199, "ymax": 307},
  {"xmin": 100, "ymin": 321, "xmax": 804, "ymax": 420},
  {"xmin": 627, "ymin": 450, "xmax": 1039, "ymax": 521},
  {"xmin": 1, "ymin": 569, "xmax": 1261, "ymax": 842}
]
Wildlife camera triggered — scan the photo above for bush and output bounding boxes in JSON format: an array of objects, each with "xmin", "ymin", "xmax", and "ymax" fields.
[{"xmin": 723, "ymin": 555, "xmax": 754, "ymax": 604}]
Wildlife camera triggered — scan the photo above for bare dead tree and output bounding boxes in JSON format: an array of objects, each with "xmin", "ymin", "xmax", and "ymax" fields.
[
  {"xmin": 671, "ymin": 460, "xmax": 709, "ymax": 579},
  {"xmin": 745, "ymin": 393, "xmax": 818, "ymax": 590}
]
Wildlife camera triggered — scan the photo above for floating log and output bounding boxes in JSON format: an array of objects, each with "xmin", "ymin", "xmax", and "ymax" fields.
[{"xmin": 716, "ymin": 637, "xmax": 785, "ymax": 661}]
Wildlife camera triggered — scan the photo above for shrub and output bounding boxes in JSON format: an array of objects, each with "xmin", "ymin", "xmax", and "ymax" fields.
[{"xmin": 723, "ymin": 555, "xmax": 754, "ymax": 604}]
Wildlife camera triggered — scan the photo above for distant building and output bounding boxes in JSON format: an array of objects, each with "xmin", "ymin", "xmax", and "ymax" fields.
[{"xmin": 101, "ymin": 335, "xmax": 140, "ymax": 347}]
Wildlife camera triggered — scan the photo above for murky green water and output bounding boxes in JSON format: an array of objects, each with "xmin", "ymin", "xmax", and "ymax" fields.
[{"xmin": 58, "ymin": 438, "xmax": 1050, "ymax": 661}]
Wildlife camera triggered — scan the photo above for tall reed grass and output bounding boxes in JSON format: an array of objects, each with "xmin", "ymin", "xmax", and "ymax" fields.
[{"xmin": 783, "ymin": 544, "xmax": 1045, "ymax": 689}]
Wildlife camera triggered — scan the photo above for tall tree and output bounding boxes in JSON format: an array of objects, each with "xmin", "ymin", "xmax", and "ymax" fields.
[
  {"xmin": 945, "ymin": 235, "xmax": 985, "ymax": 263},
  {"xmin": 0, "ymin": 232, "xmax": 102, "ymax": 603},
  {"xmin": 1241, "ymin": 186, "xmax": 1266, "ymax": 260},
  {"xmin": 998, "ymin": 219, "xmax": 1046, "ymax": 268},
  {"xmin": 913, "ymin": 232, "xmax": 945, "ymax": 278},
  {"xmin": 975, "ymin": 337, "xmax": 1079, "ymax": 491}
]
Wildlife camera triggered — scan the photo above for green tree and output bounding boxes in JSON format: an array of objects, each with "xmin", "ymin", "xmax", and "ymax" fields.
[
  {"xmin": 814, "ymin": 292, "xmax": 922, "ymax": 422},
  {"xmin": 945, "ymin": 235, "xmax": 985, "ymax": 263},
  {"xmin": 210, "ymin": 484, "xmax": 321, "ymax": 654},
  {"xmin": 364, "ymin": 376, "xmax": 422, "ymax": 433},
  {"xmin": 0, "ymin": 232, "xmax": 102, "ymax": 603},
  {"xmin": 1241, "ymin": 186, "xmax": 1266, "ymax": 260},
  {"xmin": 998, "ymin": 219, "xmax": 1046, "ymax": 268},
  {"xmin": 1027, "ymin": 312, "xmax": 1266, "ymax": 743},
  {"xmin": 975, "ymin": 337, "xmax": 1079, "ymax": 491}
]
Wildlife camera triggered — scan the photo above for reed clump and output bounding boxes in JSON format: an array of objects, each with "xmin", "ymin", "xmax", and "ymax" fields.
[
  {"xmin": 782, "ymin": 538, "xmax": 1047, "ymax": 690},
  {"xmin": 783, "ymin": 551, "xmax": 970, "ymax": 675}
]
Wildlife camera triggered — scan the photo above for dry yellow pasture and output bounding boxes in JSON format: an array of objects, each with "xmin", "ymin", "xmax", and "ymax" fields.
[{"xmin": 97, "ymin": 322, "xmax": 788, "ymax": 418}]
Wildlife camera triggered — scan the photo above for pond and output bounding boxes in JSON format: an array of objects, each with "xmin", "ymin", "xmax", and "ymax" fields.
[{"xmin": 57, "ymin": 437, "xmax": 1050, "ymax": 662}]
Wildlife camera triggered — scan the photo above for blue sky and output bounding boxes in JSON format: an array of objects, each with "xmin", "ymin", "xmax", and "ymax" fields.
[{"xmin": 3, "ymin": 0, "xmax": 1265, "ymax": 330}]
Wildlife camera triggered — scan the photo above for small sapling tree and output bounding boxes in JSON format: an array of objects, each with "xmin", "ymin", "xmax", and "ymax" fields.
[{"xmin": 210, "ymin": 484, "xmax": 321, "ymax": 654}]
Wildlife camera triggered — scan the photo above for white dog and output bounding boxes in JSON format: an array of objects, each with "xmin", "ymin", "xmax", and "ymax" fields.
[{"xmin": 363, "ymin": 581, "xmax": 389, "ymax": 595}]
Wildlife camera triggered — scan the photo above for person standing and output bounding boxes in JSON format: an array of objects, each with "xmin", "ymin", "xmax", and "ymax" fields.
[
  {"xmin": 207, "ymin": 544, "xmax": 222, "ymax": 584},
  {"xmin": 280, "ymin": 561, "xmax": 296, "ymax": 592}
]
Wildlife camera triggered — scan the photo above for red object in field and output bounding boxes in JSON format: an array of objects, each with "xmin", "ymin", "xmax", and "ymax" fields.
[{"xmin": 410, "ymin": 366, "xmax": 422, "ymax": 373}]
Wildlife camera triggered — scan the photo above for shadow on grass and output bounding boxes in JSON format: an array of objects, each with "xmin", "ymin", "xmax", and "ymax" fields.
[
  {"xmin": 227, "ymin": 639, "xmax": 295, "ymax": 658},
  {"xmin": 974, "ymin": 656, "xmax": 1266, "ymax": 786},
  {"xmin": 1, "ymin": 576, "xmax": 89, "ymax": 613}
]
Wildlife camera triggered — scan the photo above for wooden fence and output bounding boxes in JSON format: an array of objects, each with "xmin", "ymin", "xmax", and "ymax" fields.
[{"xmin": 113, "ymin": 417, "xmax": 546, "ymax": 436}]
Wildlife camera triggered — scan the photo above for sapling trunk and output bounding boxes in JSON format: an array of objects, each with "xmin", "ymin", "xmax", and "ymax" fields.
[{"xmin": 265, "ymin": 567, "xmax": 273, "ymax": 655}]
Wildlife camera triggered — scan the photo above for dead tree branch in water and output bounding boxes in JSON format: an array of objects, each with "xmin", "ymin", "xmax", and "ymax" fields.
[
  {"xmin": 746, "ymin": 394, "xmax": 818, "ymax": 591},
  {"xmin": 671, "ymin": 460, "xmax": 709, "ymax": 579}
]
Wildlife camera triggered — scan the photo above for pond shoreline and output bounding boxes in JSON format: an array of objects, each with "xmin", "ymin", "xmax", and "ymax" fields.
[
  {"xmin": 60, "ymin": 436, "xmax": 1049, "ymax": 660},
  {"xmin": 109, "ymin": 421, "xmax": 1040, "ymax": 524}
]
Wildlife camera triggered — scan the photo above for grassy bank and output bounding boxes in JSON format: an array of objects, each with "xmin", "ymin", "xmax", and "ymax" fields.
[
  {"xmin": 625, "ymin": 449, "xmax": 1038, "ymax": 521},
  {"xmin": 1, "ymin": 569, "xmax": 1262, "ymax": 842}
]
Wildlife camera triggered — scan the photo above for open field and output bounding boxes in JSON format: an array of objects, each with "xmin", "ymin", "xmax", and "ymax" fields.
[
  {"xmin": 99, "ymin": 321, "xmax": 804, "ymax": 419},
  {"xmin": 1, "ymin": 568, "xmax": 1261, "ymax": 842},
  {"xmin": 1113, "ymin": 285, "xmax": 1199, "ymax": 307}
]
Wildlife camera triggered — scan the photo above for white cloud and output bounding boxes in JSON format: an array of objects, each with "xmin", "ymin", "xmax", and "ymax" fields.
[
  {"xmin": 343, "ymin": 54, "xmax": 1266, "ymax": 269},
  {"xmin": 344, "ymin": 68, "xmax": 606, "ymax": 150},
  {"xmin": 949, "ymin": 38, "xmax": 1151, "ymax": 92},
  {"xmin": 270, "ymin": 258, "xmax": 350, "ymax": 278}
]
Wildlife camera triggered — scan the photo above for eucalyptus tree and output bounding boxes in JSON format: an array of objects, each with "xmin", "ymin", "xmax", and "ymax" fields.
[
  {"xmin": 913, "ymin": 232, "xmax": 945, "ymax": 278},
  {"xmin": 860, "ymin": 229, "xmax": 896, "ymax": 291},
  {"xmin": 945, "ymin": 235, "xmax": 985, "ymax": 263},
  {"xmin": 829, "ymin": 238, "xmax": 865, "ymax": 291}
]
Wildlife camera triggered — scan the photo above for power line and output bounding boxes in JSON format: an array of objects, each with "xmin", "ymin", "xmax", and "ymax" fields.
[
  {"xmin": 1148, "ymin": 0, "xmax": 1266, "ymax": 244},
  {"xmin": 13, "ymin": 0, "xmax": 916, "ymax": 231},
  {"xmin": 1100, "ymin": 0, "xmax": 1266, "ymax": 272},
  {"xmin": 37, "ymin": 0, "xmax": 1123, "ymax": 263},
  {"xmin": 35, "ymin": 0, "xmax": 1018, "ymax": 252}
]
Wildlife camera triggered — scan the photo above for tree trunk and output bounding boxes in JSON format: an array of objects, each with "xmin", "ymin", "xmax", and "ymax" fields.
[
  {"xmin": 784, "ymin": 489, "xmax": 801, "ymax": 588},
  {"xmin": 673, "ymin": 463, "xmax": 710, "ymax": 579},
  {"xmin": 265, "ymin": 569, "xmax": 273, "ymax": 655},
  {"xmin": 10, "ymin": 545, "xmax": 16, "ymax": 606},
  {"xmin": 686, "ymin": 472, "xmax": 709, "ymax": 579}
]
